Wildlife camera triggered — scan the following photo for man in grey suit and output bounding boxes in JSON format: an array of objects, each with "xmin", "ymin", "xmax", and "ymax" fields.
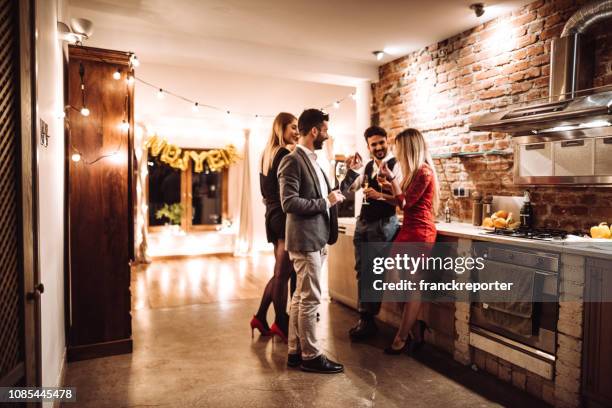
[{"xmin": 278, "ymin": 109, "xmax": 345, "ymax": 374}]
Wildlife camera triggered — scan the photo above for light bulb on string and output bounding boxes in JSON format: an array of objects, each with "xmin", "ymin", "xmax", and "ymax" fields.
[
  {"xmin": 333, "ymin": 100, "xmax": 340, "ymax": 109},
  {"xmin": 119, "ymin": 120, "xmax": 129, "ymax": 132},
  {"xmin": 130, "ymin": 55, "xmax": 140, "ymax": 67},
  {"xmin": 350, "ymin": 92, "xmax": 357, "ymax": 101},
  {"xmin": 126, "ymin": 75, "xmax": 134, "ymax": 85},
  {"xmin": 113, "ymin": 69, "xmax": 121, "ymax": 80},
  {"xmin": 192, "ymin": 102, "xmax": 200, "ymax": 113},
  {"xmin": 80, "ymin": 107, "xmax": 90, "ymax": 117},
  {"xmin": 255, "ymin": 114, "xmax": 262, "ymax": 122},
  {"xmin": 156, "ymin": 88, "xmax": 165, "ymax": 99},
  {"xmin": 71, "ymin": 153, "xmax": 81, "ymax": 162}
]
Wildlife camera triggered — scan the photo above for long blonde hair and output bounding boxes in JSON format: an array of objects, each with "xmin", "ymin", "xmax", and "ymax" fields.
[
  {"xmin": 394, "ymin": 128, "xmax": 440, "ymax": 215},
  {"xmin": 261, "ymin": 112, "xmax": 297, "ymax": 176}
]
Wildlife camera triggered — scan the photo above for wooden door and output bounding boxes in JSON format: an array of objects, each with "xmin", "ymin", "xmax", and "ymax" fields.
[
  {"xmin": 0, "ymin": 0, "xmax": 41, "ymax": 391},
  {"xmin": 66, "ymin": 46, "xmax": 133, "ymax": 361}
]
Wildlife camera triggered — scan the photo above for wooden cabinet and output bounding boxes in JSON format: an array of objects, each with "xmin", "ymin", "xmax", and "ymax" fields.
[
  {"xmin": 582, "ymin": 258, "xmax": 612, "ymax": 407},
  {"xmin": 65, "ymin": 46, "xmax": 134, "ymax": 361}
]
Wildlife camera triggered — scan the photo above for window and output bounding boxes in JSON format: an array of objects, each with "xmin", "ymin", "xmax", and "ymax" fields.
[{"xmin": 147, "ymin": 148, "xmax": 229, "ymax": 232}]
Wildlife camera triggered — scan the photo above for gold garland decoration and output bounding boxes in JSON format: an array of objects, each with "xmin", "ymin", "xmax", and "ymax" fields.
[{"xmin": 145, "ymin": 136, "xmax": 240, "ymax": 172}]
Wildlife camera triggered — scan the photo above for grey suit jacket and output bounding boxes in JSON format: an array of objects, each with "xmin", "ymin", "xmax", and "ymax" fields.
[{"xmin": 278, "ymin": 147, "xmax": 338, "ymax": 252}]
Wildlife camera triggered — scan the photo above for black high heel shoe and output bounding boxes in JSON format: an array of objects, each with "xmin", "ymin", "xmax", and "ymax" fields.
[
  {"xmin": 412, "ymin": 320, "xmax": 431, "ymax": 352},
  {"xmin": 384, "ymin": 336, "xmax": 413, "ymax": 355}
]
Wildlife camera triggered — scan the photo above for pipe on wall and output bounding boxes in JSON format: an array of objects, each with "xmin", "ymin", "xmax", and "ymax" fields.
[{"xmin": 561, "ymin": 0, "xmax": 612, "ymax": 37}]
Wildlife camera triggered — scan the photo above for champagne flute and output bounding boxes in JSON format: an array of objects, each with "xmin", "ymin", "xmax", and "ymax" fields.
[
  {"xmin": 362, "ymin": 177, "xmax": 370, "ymax": 206},
  {"xmin": 376, "ymin": 170, "xmax": 386, "ymax": 197},
  {"xmin": 335, "ymin": 161, "xmax": 347, "ymax": 191}
]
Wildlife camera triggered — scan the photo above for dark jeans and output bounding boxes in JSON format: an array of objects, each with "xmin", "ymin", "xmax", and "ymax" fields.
[{"xmin": 353, "ymin": 215, "xmax": 399, "ymax": 317}]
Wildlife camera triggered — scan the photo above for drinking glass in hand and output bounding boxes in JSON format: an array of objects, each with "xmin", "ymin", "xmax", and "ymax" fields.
[
  {"xmin": 376, "ymin": 172, "xmax": 386, "ymax": 196},
  {"xmin": 362, "ymin": 178, "xmax": 370, "ymax": 206},
  {"xmin": 336, "ymin": 162, "xmax": 347, "ymax": 190}
]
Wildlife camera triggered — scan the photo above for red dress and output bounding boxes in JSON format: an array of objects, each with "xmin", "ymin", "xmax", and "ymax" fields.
[{"xmin": 393, "ymin": 163, "xmax": 437, "ymax": 244}]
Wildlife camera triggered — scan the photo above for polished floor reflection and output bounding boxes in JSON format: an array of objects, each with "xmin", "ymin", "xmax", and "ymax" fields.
[
  {"xmin": 131, "ymin": 254, "xmax": 280, "ymax": 310},
  {"xmin": 65, "ymin": 253, "xmax": 546, "ymax": 407}
]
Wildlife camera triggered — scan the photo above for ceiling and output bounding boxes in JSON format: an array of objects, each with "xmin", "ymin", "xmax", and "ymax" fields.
[{"xmin": 68, "ymin": 0, "xmax": 532, "ymax": 85}]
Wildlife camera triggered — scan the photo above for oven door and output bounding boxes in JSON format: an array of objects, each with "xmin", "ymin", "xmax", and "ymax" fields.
[{"xmin": 470, "ymin": 259, "xmax": 559, "ymax": 354}]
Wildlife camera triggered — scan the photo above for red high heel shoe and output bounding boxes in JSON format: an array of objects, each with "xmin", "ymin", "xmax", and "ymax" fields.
[
  {"xmin": 269, "ymin": 323, "xmax": 288, "ymax": 343},
  {"xmin": 250, "ymin": 316, "xmax": 270, "ymax": 337}
]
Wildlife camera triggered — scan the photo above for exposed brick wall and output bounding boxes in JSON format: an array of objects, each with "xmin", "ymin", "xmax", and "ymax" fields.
[{"xmin": 372, "ymin": 0, "xmax": 612, "ymax": 232}]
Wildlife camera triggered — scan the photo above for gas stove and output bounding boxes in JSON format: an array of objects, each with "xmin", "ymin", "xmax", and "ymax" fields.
[{"xmin": 483, "ymin": 227, "xmax": 568, "ymax": 241}]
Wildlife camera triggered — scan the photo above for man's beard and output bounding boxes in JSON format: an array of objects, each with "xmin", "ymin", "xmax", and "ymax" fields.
[
  {"xmin": 374, "ymin": 149, "xmax": 386, "ymax": 159},
  {"xmin": 313, "ymin": 138, "xmax": 325, "ymax": 150}
]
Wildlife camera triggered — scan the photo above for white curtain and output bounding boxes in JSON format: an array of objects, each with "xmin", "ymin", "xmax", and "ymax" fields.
[{"xmin": 234, "ymin": 129, "xmax": 253, "ymax": 256}]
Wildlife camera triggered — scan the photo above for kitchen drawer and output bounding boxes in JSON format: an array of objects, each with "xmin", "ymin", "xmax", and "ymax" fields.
[
  {"xmin": 595, "ymin": 137, "xmax": 612, "ymax": 175},
  {"xmin": 553, "ymin": 138, "xmax": 594, "ymax": 176},
  {"xmin": 518, "ymin": 142, "xmax": 552, "ymax": 177}
]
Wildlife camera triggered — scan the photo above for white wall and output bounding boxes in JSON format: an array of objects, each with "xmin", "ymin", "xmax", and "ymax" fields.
[
  {"xmin": 35, "ymin": 0, "xmax": 68, "ymax": 400},
  {"xmin": 135, "ymin": 63, "xmax": 357, "ymax": 252}
]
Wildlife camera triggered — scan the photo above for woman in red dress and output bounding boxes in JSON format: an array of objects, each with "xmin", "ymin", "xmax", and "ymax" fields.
[{"xmin": 378, "ymin": 128, "xmax": 440, "ymax": 354}]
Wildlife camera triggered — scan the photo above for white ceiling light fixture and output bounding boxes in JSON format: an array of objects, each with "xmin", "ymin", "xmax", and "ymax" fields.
[{"xmin": 372, "ymin": 50, "xmax": 384, "ymax": 61}]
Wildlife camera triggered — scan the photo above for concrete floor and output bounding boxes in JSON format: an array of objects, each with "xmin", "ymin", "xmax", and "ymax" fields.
[{"xmin": 64, "ymin": 255, "xmax": 547, "ymax": 407}]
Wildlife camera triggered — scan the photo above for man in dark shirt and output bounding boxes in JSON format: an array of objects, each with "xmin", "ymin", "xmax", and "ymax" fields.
[{"xmin": 341, "ymin": 126, "xmax": 401, "ymax": 341}]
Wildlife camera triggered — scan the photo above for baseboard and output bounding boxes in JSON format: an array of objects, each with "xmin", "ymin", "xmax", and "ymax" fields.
[
  {"xmin": 67, "ymin": 338, "xmax": 133, "ymax": 362},
  {"xmin": 53, "ymin": 349, "xmax": 67, "ymax": 408}
]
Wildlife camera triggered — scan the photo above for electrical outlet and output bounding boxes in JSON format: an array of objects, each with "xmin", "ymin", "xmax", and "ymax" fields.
[{"xmin": 452, "ymin": 186, "xmax": 471, "ymax": 198}]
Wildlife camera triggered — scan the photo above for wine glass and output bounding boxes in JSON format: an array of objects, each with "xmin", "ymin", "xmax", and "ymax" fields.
[
  {"xmin": 335, "ymin": 161, "xmax": 347, "ymax": 190},
  {"xmin": 376, "ymin": 171, "xmax": 386, "ymax": 196},
  {"xmin": 362, "ymin": 178, "xmax": 370, "ymax": 206}
]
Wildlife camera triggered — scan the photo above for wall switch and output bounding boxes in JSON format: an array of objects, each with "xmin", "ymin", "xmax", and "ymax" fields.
[{"xmin": 40, "ymin": 119, "xmax": 49, "ymax": 147}]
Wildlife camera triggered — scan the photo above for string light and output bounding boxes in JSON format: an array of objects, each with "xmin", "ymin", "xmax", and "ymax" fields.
[
  {"xmin": 113, "ymin": 69, "xmax": 121, "ymax": 80},
  {"xmin": 80, "ymin": 107, "xmax": 90, "ymax": 116},
  {"xmin": 130, "ymin": 54, "xmax": 140, "ymax": 67},
  {"xmin": 126, "ymin": 75, "xmax": 135, "ymax": 85},
  {"xmin": 350, "ymin": 92, "xmax": 357, "ymax": 101},
  {"xmin": 133, "ymin": 76, "xmax": 353, "ymax": 120},
  {"xmin": 119, "ymin": 120, "xmax": 129, "ymax": 132},
  {"xmin": 71, "ymin": 153, "xmax": 81, "ymax": 162}
]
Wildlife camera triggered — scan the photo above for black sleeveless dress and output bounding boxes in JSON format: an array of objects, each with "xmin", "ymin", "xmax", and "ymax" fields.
[{"xmin": 260, "ymin": 147, "xmax": 290, "ymax": 243}]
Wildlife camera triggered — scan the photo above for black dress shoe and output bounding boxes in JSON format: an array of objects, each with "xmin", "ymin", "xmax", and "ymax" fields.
[
  {"xmin": 300, "ymin": 355, "xmax": 344, "ymax": 374},
  {"xmin": 349, "ymin": 318, "xmax": 378, "ymax": 341},
  {"xmin": 287, "ymin": 353, "xmax": 302, "ymax": 368}
]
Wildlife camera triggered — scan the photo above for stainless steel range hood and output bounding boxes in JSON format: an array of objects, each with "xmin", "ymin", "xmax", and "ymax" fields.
[
  {"xmin": 471, "ymin": 1, "xmax": 612, "ymax": 135},
  {"xmin": 469, "ymin": 87, "xmax": 612, "ymax": 134}
]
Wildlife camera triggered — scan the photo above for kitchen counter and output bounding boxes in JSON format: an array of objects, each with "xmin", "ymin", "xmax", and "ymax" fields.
[{"xmin": 338, "ymin": 217, "xmax": 612, "ymax": 259}]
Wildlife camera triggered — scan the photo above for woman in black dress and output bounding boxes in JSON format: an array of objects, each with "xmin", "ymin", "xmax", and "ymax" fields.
[{"xmin": 250, "ymin": 112, "xmax": 299, "ymax": 341}]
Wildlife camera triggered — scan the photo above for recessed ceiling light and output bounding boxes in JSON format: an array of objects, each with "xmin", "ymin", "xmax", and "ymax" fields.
[
  {"xmin": 470, "ymin": 3, "xmax": 485, "ymax": 17},
  {"xmin": 372, "ymin": 50, "xmax": 384, "ymax": 61}
]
